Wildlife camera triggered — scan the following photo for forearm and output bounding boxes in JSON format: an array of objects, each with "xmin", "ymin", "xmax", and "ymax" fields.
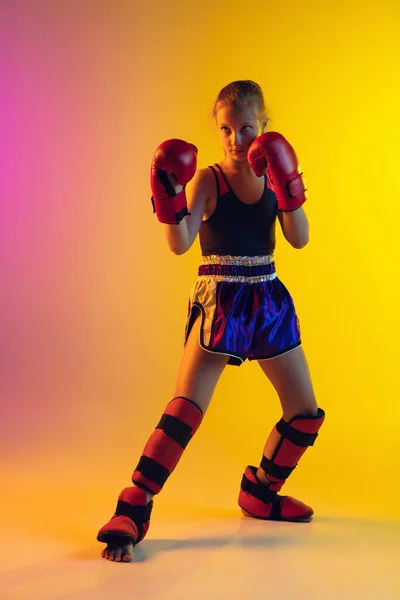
[
  {"xmin": 164, "ymin": 219, "xmax": 190, "ymax": 255},
  {"xmin": 279, "ymin": 207, "xmax": 309, "ymax": 249}
]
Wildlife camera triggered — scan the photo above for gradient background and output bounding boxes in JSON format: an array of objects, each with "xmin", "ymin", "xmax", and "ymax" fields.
[{"xmin": 1, "ymin": 0, "xmax": 399, "ymax": 546}]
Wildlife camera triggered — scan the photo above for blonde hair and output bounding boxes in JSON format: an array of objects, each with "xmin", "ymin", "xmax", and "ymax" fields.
[{"xmin": 212, "ymin": 80, "xmax": 268, "ymax": 130}]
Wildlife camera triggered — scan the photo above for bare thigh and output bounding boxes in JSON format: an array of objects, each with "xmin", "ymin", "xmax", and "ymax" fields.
[
  {"xmin": 258, "ymin": 346, "xmax": 318, "ymax": 421},
  {"xmin": 174, "ymin": 312, "xmax": 229, "ymax": 413}
]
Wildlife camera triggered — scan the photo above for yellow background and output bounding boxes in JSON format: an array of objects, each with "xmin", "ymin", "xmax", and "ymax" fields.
[{"xmin": 1, "ymin": 0, "xmax": 399, "ymax": 544}]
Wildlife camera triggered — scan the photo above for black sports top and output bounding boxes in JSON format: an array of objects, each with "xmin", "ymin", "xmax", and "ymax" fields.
[{"xmin": 199, "ymin": 163, "xmax": 277, "ymax": 257}]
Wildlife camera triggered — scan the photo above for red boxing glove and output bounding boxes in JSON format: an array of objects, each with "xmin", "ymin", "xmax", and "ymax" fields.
[
  {"xmin": 248, "ymin": 132, "xmax": 307, "ymax": 212},
  {"xmin": 150, "ymin": 139, "xmax": 198, "ymax": 224}
]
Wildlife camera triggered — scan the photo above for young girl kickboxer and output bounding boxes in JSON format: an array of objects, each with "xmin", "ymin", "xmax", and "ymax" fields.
[{"xmin": 97, "ymin": 80, "xmax": 325, "ymax": 562}]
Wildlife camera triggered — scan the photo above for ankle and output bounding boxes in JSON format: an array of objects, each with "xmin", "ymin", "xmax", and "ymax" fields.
[
  {"xmin": 133, "ymin": 484, "xmax": 154, "ymax": 504},
  {"xmin": 256, "ymin": 468, "xmax": 273, "ymax": 487},
  {"xmin": 144, "ymin": 491, "xmax": 154, "ymax": 504}
]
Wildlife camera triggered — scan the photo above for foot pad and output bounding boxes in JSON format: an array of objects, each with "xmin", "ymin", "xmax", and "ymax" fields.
[
  {"xmin": 238, "ymin": 466, "xmax": 313, "ymax": 522},
  {"xmin": 97, "ymin": 486, "xmax": 153, "ymax": 546}
]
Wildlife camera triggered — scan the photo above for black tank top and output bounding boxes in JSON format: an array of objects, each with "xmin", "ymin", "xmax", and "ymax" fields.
[{"xmin": 199, "ymin": 164, "xmax": 277, "ymax": 257}]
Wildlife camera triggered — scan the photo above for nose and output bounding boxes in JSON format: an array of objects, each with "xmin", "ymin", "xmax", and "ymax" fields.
[{"xmin": 231, "ymin": 131, "xmax": 242, "ymax": 147}]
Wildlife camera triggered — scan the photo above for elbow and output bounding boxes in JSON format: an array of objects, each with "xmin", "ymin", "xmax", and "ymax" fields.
[
  {"xmin": 171, "ymin": 246, "xmax": 187, "ymax": 255},
  {"xmin": 169, "ymin": 236, "xmax": 195, "ymax": 255},
  {"xmin": 169, "ymin": 241, "xmax": 191, "ymax": 255},
  {"xmin": 290, "ymin": 236, "xmax": 309, "ymax": 250},
  {"xmin": 164, "ymin": 221, "xmax": 192, "ymax": 256},
  {"xmin": 166, "ymin": 235, "xmax": 190, "ymax": 255},
  {"xmin": 287, "ymin": 226, "xmax": 309, "ymax": 249}
]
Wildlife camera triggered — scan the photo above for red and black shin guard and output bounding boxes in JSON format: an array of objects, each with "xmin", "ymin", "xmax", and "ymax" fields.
[
  {"xmin": 132, "ymin": 396, "xmax": 203, "ymax": 494},
  {"xmin": 239, "ymin": 408, "xmax": 325, "ymax": 522},
  {"xmin": 97, "ymin": 397, "xmax": 203, "ymax": 546}
]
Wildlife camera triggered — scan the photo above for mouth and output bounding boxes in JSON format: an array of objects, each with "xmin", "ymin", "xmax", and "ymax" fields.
[{"xmin": 231, "ymin": 148, "xmax": 246, "ymax": 154}]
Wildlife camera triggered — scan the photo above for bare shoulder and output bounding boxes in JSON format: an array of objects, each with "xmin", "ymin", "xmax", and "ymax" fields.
[
  {"xmin": 186, "ymin": 166, "xmax": 215, "ymax": 207},
  {"xmin": 190, "ymin": 166, "xmax": 215, "ymax": 193},
  {"xmin": 196, "ymin": 167, "xmax": 218, "ymax": 219}
]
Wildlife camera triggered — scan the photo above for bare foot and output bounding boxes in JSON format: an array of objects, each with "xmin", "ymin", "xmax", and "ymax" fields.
[
  {"xmin": 101, "ymin": 540, "xmax": 134, "ymax": 562},
  {"xmin": 98, "ymin": 486, "xmax": 154, "ymax": 562}
]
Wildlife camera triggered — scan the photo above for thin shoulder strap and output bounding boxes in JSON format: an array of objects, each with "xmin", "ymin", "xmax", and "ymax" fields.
[
  {"xmin": 208, "ymin": 165, "xmax": 220, "ymax": 197},
  {"xmin": 210, "ymin": 164, "xmax": 229, "ymax": 195}
]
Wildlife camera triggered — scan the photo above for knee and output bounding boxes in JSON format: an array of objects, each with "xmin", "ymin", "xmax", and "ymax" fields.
[
  {"xmin": 282, "ymin": 396, "xmax": 319, "ymax": 422},
  {"xmin": 300, "ymin": 406, "xmax": 319, "ymax": 418}
]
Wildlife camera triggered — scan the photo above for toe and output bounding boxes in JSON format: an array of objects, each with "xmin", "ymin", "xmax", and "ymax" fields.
[
  {"xmin": 122, "ymin": 544, "xmax": 134, "ymax": 562},
  {"xmin": 100, "ymin": 540, "xmax": 134, "ymax": 562},
  {"xmin": 105, "ymin": 548, "xmax": 115, "ymax": 561},
  {"xmin": 114, "ymin": 548, "xmax": 122, "ymax": 562}
]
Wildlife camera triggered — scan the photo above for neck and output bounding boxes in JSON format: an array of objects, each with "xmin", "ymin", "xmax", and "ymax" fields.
[{"xmin": 220, "ymin": 156, "xmax": 254, "ymax": 176}]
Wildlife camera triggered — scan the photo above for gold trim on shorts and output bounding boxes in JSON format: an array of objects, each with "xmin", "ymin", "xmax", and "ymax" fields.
[{"xmin": 201, "ymin": 254, "xmax": 275, "ymax": 266}]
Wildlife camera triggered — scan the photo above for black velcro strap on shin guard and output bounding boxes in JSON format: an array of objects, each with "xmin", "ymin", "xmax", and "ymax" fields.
[
  {"xmin": 135, "ymin": 456, "xmax": 170, "ymax": 489},
  {"xmin": 132, "ymin": 397, "xmax": 203, "ymax": 495},
  {"xmin": 157, "ymin": 414, "xmax": 193, "ymax": 448},
  {"xmin": 276, "ymin": 418, "xmax": 319, "ymax": 447},
  {"xmin": 241, "ymin": 472, "xmax": 278, "ymax": 504},
  {"xmin": 260, "ymin": 456, "xmax": 296, "ymax": 480}
]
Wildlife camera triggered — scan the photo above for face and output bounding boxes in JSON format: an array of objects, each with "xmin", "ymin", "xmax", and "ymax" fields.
[{"xmin": 216, "ymin": 103, "xmax": 264, "ymax": 162}]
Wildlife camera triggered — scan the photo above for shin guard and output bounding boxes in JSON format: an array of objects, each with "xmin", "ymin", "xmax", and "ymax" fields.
[
  {"xmin": 97, "ymin": 396, "xmax": 203, "ymax": 547},
  {"xmin": 132, "ymin": 396, "xmax": 203, "ymax": 494},
  {"xmin": 239, "ymin": 408, "xmax": 325, "ymax": 522},
  {"xmin": 260, "ymin": 408, "xmax": 325, "ymax": 492}
]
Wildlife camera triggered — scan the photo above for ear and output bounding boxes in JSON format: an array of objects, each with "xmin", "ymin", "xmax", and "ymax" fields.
[{"xmin": 261, "ymin": 116, "xmax": 267, "ymax": 133}]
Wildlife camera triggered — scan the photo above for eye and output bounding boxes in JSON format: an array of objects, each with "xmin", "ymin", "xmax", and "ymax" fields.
[{"xmin": 242, "ymin": 125, "xmax": 252, "ymax": 131}]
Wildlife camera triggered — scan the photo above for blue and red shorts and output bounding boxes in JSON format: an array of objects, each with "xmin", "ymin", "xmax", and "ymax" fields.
[{"xmin": 184, "ymin": 255, "xmax": 301, "ymax": 366}]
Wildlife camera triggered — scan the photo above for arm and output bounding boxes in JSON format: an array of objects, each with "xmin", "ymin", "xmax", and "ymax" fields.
[
  {"xmin": 248, "ymin": 132, "xmax": 310, "ymax": 249},
  {"xmin": 277, "ymin": 207, "xmax": 309, "ymax": 249},
  {"xmin": 164, "ymin": 168, "xmax": 210, "ymax": 255},
  {"xmin": 150, "ymin": 139, "xmax": 209, "ymax": 255}
]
